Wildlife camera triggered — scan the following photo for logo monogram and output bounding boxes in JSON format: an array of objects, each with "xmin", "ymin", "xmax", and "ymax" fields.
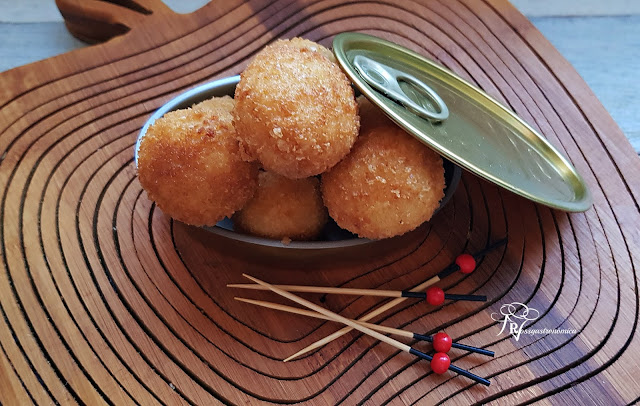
[{"xmin": 491, "ymin": 302, "xmax": 540, "ymax": 341}]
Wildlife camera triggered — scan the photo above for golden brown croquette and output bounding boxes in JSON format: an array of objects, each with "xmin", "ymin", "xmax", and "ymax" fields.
[
  {"xmin": 233, "ymin": 171, "xmax": 328, "ymax": 241},
  {"xmin": 321, "ymin": 123, "xmax": 445, "ymax": 240},
  {"xmin": 137, "ymin": 96, "xmax": 259, "ymax": 226},
  {"xmin": 233, "ymin": 38, "xmax": 359, "ymax": 179}
]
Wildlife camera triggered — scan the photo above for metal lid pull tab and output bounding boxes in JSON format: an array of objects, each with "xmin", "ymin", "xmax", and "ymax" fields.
[{"xmin": 353, "ymin": 55, "xmax": 449, "ymax": 123}]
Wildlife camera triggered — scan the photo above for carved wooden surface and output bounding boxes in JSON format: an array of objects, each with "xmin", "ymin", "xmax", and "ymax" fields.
[{"xmin": 1, "ymin": 0, "xmax": 639, "ymax": 404}]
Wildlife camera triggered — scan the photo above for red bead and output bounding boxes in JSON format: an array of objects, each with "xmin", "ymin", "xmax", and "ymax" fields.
[
  {"xmin": 433, "ymin": 332, "xmax": 453, "ymax": 353},
  {"xmin": 426, "ymin": 286, "xmax": 445, "ymax": 306},
  {"xmin": 430, "ymin": 352, "xmax": 451, "ymax": 374},
  {"xmin": 456, "ymin": 254, "xmax": 476, "ymax": 274}
]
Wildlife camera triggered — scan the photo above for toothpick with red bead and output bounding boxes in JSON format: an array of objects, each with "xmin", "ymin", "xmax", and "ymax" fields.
[
  {"xmin": 414, "ymin": 331, "xmax": 494, "ymax": 357},
  {"xmin": 430, "ymin": 352, "xmax": 451, "ymax": 375},
  {"xmin": 229, "ymin": 248, "xmax": 488, "ymax": 304},
  {"xmin": 400, "ymin": 285, "xmax": 486, "ymax": 304},
  {"xmin": 228, "ymin": 283, "xmax": 486, "ymax": 304},
  {"xmin": 455, "ymin": 253, "xmax": 477, "ymax": 273},
  {"xmin": 433, "ymin": 332, "xmax": 454, "ymax": 353},
  {"xmin": 235, "ymin": 297, "xmax": 496, "ymax": 357}
]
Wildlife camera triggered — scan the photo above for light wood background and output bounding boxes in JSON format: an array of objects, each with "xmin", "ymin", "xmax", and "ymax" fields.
[{"xmin": 1, "ymin": 0, "xmax": 639, "ymax": 153}]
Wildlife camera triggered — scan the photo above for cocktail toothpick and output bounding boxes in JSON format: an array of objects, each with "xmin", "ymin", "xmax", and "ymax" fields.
[
  {"xmin": 241, "ymin": 274, "xmax": 490, "ymax": 386},
  {"xmin": 228, "ymin": 283, "xmax": 487, "ymax": 304},
  {"xmin": 280, "ymin": 238, "xmax": 507, "ymax": 361},
  {"xmin": 235, "ymin": 297, "xmax": 494, "ymax": 357}
]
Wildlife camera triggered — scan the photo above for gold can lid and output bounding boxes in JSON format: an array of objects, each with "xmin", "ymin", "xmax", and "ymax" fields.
[{"xmin": 333, "ymin": 32, "xmax": 591, "ymax": 212}]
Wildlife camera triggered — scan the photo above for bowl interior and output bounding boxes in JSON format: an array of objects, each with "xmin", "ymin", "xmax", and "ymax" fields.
[{"xmin": 135, "ymin": 75, "xmax": 461, "ymax": 250}]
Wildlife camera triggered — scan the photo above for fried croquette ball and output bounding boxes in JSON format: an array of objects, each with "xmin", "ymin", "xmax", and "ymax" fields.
[
  {"xmin": 233, "ymin": 172, "xmax": 328, "ymax": 241},
  {"xmin": 321, "ymin": 124, "xmax": 445, "ymax": 240},
  {"xmin": 234, "ymin": 38, "xmax": 359, "ymax": 179},
  {"xmin": 137, "ymin": 96, "xmax": 259, "ymax": 226}
]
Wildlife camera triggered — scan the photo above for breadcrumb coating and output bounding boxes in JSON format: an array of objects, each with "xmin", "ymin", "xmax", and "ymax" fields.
[
  {"xmin": 233, "ymin": 38, "xmax": 359, "ymax": 179},
  {"xmin": 137, "ymin": 96, "xmax": 259, "ymax": 226},
  {"xmin": 322, "ymin": 121, "xmax": 445, "ymax": 240},
  {"xmin": 287, "ymin": 37, "xmax": 337, "ymax": 63},
  {"xmin": 233, "ymin": 171, "xmax": 328, "ymax": 241}
]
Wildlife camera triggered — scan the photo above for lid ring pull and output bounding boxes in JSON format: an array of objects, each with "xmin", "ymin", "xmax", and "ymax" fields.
[{"xmin": 353, "ymin": 55, "xmax": 449, "ymax": 123}]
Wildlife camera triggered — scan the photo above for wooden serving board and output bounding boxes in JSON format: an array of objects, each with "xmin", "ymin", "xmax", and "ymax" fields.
[{"xmin": 1, "ymin": 0, "xmax": 639, "ymax": 404}]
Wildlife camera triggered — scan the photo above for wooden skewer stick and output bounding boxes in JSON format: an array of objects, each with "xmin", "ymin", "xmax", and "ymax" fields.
[
  {"xmin": 235, "ymin": 297, "xmax": 494, "ymax": 357},
  {"xmin": 229, "ymin": 284, "xmax": 406, "ymax": 298},
  {"xmin": 241, "ymin": 274, "xmax": 490, "ymax": 386},
  {"xmin": 228, "ymin": 284, "xmax": 487, "ymax": 303},
  {"xmin": 281, "ymin": 238, "xmax": 507, "ymax": 361}
]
